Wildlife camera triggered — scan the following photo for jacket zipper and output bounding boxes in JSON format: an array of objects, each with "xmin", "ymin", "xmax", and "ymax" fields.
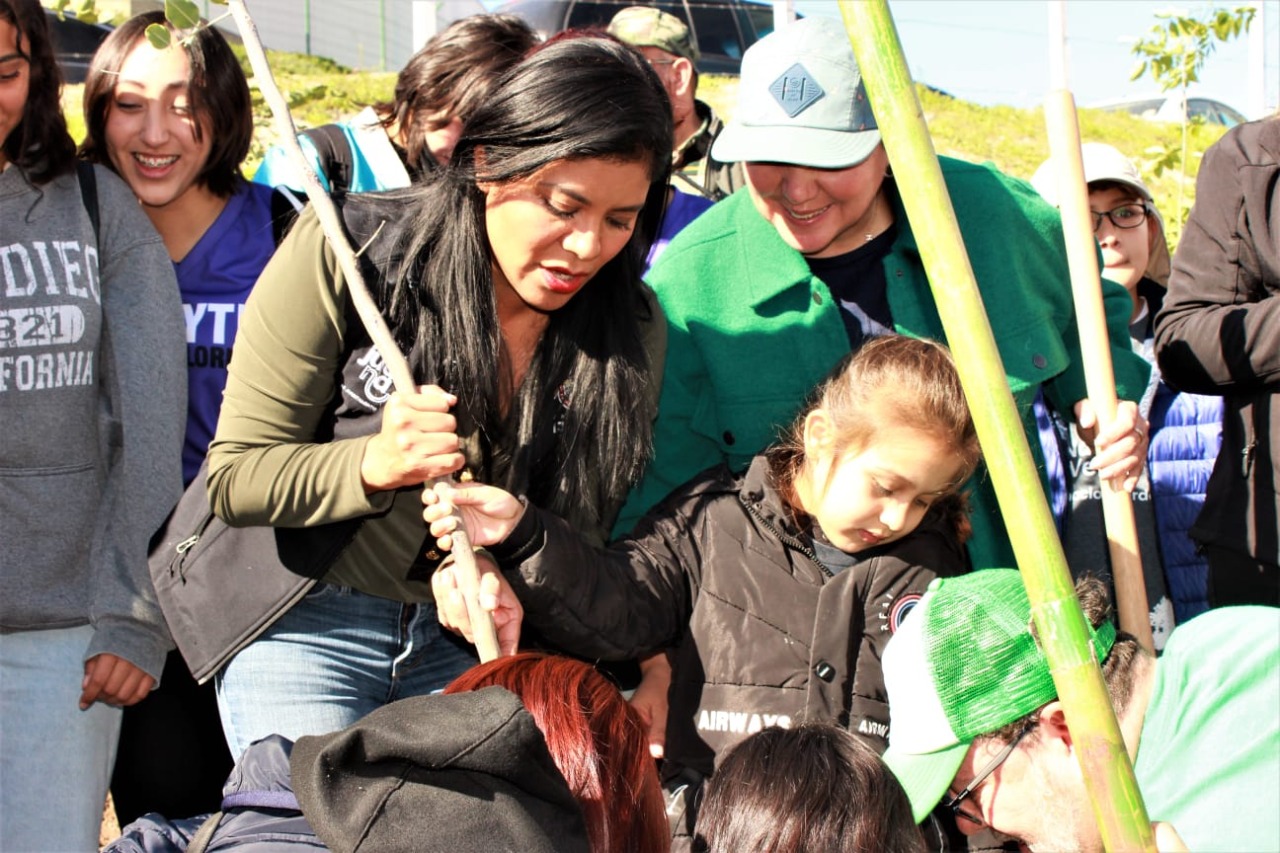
[
  {"xmin": 743, "ymin": 497, "xmax": 834, "ymax": 579},
  {"xmin": 1242, "ymin": 438, "xmax": 1257, "ymax": 478}
]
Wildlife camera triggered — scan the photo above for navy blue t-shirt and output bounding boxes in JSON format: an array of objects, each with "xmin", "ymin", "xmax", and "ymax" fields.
[{"xmin": 806, "ymin": 224, "xmax": 898, "ymax": 350}]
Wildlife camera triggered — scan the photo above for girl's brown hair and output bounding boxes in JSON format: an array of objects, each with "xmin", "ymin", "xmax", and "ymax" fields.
[
  {"xmin": 378, "ymin": 13, "xmax": 537, "ymax": 173},
  {"xmin": 768, "ymin": 335, "xmax": 981, "ymax": 541},
  {"xmin": 693, "ymin": 722, "xmax": 926, "ymax": 853}
]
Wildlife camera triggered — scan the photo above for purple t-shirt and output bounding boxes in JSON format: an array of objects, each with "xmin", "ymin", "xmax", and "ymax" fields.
[
  {"xmin": 175, "ymin": 181, "xmax": 278, "ymax": 483},
  {"xmin": 645, "ymin": 188, "xmax": 714, "ymax": 272}
]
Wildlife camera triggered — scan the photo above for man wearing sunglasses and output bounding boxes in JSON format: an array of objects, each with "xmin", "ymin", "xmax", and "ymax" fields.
[{"xmin": 879, "ymin": 569, "xmax": 1279, "ymax": 852}]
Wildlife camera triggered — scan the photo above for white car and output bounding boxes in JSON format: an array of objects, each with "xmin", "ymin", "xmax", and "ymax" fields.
[{"xmin": 1089, "ymin": 95, "xmax": 1248, "ymax": 128}]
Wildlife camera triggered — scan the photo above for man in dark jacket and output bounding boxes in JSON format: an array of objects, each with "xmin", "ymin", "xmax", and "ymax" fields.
[
  {"xmin": 607, "ymin": 5, "xmax": 742, "ymax": 201},
  {"xmin": 1154, "ymin": 116, "xmax": 1280, "ymax": 607}
]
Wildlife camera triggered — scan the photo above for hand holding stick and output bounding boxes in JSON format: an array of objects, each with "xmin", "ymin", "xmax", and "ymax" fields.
[{"xmin": 225, "ymin": 0, "xmax": 501, "ymax": 662}]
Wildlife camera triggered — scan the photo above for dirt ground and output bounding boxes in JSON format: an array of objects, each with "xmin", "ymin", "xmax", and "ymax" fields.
[{"xmin": 100, "ymin": 793, "xmax": 120, "ymax": 849}]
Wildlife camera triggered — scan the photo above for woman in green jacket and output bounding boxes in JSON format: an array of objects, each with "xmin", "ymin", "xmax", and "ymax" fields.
[
  {"xmin": 618, "ymin": 17, "xmax": 1151, "ymax": 570},
  {"xmin": 613, "ymin": 17, "xmax": 1153, "ymax": 766}
]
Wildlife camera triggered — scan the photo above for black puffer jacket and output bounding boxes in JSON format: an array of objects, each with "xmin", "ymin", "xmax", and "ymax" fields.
[
  {"xmin": 492, "ymin": 455, "xmax": 968, "ymax": 782},
  {"xmin": 1155, "ymin": 118, "xmax": 1280, "ymax": 566}
]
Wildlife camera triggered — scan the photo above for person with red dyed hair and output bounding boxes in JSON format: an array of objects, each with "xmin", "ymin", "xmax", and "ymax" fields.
[
  {"xmin": 104, "ymin": 653, "xmax": 669, "ymax": 853},
  {"xmin": 446, "ymin": 653, "xmax": 671, "ymax": 853}
]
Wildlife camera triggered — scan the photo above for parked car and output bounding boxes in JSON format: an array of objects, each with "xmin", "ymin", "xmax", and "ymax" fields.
[
  {"xmin": 495, "ymin": 0, "xmax": 778, "ymax": 74},
  {"xmin": 45, "ymin": 9, "xmax": 114, "ymax": 84},
  {"xmin": 1090, "ymin": 95, "xmax": 1248, "ymax": 128}
]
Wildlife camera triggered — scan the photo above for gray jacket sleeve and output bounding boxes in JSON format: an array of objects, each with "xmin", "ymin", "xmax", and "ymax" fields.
[{"xmin": 84, "ymin": 167, "xmax": 186, "ymax": 680}]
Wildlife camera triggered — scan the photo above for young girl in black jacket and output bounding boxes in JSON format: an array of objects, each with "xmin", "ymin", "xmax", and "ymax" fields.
[{"xmin": 427, "ymin": 335, "xmax": 980, "ymax": 840}]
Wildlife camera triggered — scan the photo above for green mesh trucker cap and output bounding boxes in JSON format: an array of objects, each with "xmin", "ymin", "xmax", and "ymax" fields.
[{"xmin": 881, "ymin": 570, "xmax": 1116, "ymax": 823}]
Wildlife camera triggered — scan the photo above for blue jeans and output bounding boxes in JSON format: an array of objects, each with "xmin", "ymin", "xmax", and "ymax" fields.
[
  {"xmin": 215, "ymin": 583, "xmax": 478, "ymax": 757},
  {"xmin": 0, "ymin": 624, "xmax": 122, "ymax": 852}
]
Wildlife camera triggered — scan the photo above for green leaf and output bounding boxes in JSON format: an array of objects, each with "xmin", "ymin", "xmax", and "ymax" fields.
[
  {"xmin": 73, "ymin": 0, "xmax": 98, "ymax": 24},
  {"xmin": 1129, "ymin": 59, "xmax": 1148, "ymax": 82},
  {"xmin": 165, "ymin": 0, "xmax": 201, "ymax": 30},
  {"xmin": 145, "ymin": 22, "xmax": 172, "ymax": 49}
]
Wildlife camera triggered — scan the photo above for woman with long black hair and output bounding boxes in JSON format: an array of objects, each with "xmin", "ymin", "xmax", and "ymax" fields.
[{"xmin": 200, "ymin": 35, "xmax": 674, "ymax": 757}]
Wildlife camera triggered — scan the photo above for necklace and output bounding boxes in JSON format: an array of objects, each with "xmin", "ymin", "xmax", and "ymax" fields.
[{"xmin": 863, "ymin": 192, "xmax": 893, "ymax": 243}]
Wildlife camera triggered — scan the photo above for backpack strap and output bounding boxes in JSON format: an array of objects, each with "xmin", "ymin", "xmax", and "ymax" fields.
[
  {"xmin": 185, "ymin": 811, "xmax": 223, "ymax": 853},
  {"xmin": 269, "ymin": 187, "xmax": 301, "ymax": 246},
  {"xmin": 75, "ymin": 161, "xmax": 100, "ymax": 248},
  {"xmin": 183, "ymin": 790, "xmax": 303, "ymax": 853},
  {"xmin": 299, "ymin": 124, "xmax": 355, "ymax": 196}
]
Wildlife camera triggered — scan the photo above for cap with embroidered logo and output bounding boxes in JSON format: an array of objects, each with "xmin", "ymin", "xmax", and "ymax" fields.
[
  {"xmin": 710, "ymin": 17, "xmax": 879, "ymax": 169},
  {"xmin": 879, "ymin": 570, "xmax": 1117, "ymax": 824},
  {"xmin": 607, "ymin": 6, "xmax": 699, "ymax": 63}
]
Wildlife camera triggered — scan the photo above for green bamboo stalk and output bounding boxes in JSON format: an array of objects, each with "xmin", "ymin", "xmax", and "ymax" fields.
[{"xmin": 835, "ymin": 2, "xmax": 1154, "ymax": 850}]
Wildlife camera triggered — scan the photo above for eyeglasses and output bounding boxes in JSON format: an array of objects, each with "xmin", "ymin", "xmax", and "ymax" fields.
[
  {"xmin": 941, "ymin": 722, "xmax": 1036, "ymax": 829},
  {"xmin": 1090, "ymin": 203, "xmax": 1149, "ymax": 233}
]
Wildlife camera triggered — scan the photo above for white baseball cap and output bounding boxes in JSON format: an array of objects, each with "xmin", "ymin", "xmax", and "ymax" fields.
[
  {"xmin": 1031, "ymin": 143, "xmax": 1170, "ymax": 286},
  {"xmin": 711, "ymin": 17, "xmax": 881, "ymax": 169}
]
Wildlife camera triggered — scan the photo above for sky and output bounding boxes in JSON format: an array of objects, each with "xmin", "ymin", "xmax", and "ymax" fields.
[{"xmin": 792, "ymin": 0, "xmax": 1278, "ymax": 117}]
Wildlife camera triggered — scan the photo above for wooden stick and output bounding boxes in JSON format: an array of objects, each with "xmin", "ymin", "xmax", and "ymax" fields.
[
  {"xmin": 1043, "ymin": 61, "xmax": 1154, "ymax": 653},
  {"xmin": 836, "ymin": 2, "xmax": 1154, "ymax": 849},
  {"xmin": 226, "ymin": 0, "xmax": 500, "ymax": 662}
]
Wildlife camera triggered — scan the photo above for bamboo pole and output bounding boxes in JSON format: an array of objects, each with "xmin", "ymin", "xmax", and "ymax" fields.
[
  {"xmin": 1044, "ymin": 3, "xmax": 1154, "ymax": 652},
  {"xmin": 226, "ymin": 0, "xmax": 501, "ymax": 662},
  {"xmin": 835, "ymin": 2, "xmax": 1154, "ymax": 849}
]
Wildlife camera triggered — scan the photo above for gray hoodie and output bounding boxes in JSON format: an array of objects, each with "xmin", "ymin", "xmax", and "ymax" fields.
[{"xmin": 0, "ymin": 163, "xmax": 186, "ymax": 680}]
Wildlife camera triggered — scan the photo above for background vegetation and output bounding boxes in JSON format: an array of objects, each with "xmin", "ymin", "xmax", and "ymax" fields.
[{"xmin": 58, "ymin": 45, "xmax": 1224, "ymax": 253}]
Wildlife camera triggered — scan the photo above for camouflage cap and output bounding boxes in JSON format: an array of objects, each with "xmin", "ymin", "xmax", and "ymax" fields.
[{"xmin": 607, "ymin": 6, "xmax": 699, "ymax": 63}]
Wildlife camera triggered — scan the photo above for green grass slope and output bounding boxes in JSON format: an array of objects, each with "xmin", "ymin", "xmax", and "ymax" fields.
[{"xmin": 60, "ymin": 52, "xmax": 1220, "ymax": 249}]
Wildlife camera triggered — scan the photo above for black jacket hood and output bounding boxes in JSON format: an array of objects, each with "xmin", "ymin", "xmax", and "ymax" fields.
[{"xmin": 290, "ymin": 687, "xmax": 590, "ymax": 853}]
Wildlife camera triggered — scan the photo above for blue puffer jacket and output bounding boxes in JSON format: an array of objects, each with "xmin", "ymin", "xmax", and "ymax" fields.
[
  {"xmin": 1038, "ymin": 279, "xmax": 1223, "ymax": 623},
  {"xmin": 104, "ymin": 737, "xmax": 319, "ymax": 853},
  {"xmin": 1148, "ymin": 380, "xmax": 1223, "ymax": 621}
]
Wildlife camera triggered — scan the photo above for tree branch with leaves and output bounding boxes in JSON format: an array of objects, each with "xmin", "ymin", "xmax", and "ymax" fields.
[{"xmin": 1129, "ymin": 6, "xmax": 1256, "ymax": 227}]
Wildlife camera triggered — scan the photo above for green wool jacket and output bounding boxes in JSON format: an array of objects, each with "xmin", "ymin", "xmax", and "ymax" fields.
[{"xmin": 616, "ymin": 156, "xmax": 1150, "ymax": 571}]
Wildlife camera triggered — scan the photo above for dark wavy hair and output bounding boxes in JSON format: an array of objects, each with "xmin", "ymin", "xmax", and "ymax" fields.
[
  {"xmin": 693, "ymin": 723, "xmax": 926, "ymax": 853},
  {"xmin": 0, "ymin": 0, "xmax": 76, "ymax": 183},
  {"xmin": 382, "ymin": 35, "xmax": 673, "ymax": 534},
  {"xmin": 79, "ymin": 11, "xmax": 252, "ymax": 196},
  {"xmin": 446, "ymin": 653, "xmax": 670, "ymax": 853},
  {"xmin": 377, "ymin": 13, "xmax": 537, "ymax": 173}
]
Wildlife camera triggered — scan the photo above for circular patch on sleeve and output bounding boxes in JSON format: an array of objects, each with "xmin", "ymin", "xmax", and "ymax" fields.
[{"xmin": 888, "ymin": 592, "xmax": 923, "ymax": 634}]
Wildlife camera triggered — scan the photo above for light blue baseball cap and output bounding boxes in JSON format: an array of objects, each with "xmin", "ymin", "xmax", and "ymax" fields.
[{"xmin": 711, "ymin": 17, "xmax": 881, "ymax": 169}]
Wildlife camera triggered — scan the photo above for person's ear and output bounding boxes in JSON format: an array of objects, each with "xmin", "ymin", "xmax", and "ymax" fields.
[
  {"xmin": 803, "ymin": 408, "xmax": 834, "ymax": 459},
  {"xmin": 1036, "ymin": 701, "xmax": 1074, "ymax": 751},
  {"xmin": 474, "ymin": 145, "xmax": 494, "ymax": 195},
  {"xmin": 672, "ymin": 56, "xmax": 695, "ymax": 98}
]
